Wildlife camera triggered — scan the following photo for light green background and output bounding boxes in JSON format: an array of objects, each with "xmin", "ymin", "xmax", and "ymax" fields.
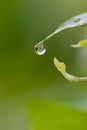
[{"xmin": 0, "ymin": 0, "xmax": 87, "ymax": 130}]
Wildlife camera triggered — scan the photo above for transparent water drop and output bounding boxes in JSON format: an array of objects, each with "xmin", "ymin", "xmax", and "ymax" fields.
[
  {"xmin": 73, "ymin": 17, "xmax": 80, "ymax": 22},
  {"xmin": 34, "ymin": 41, "xmax": 46, "ymax": 55}
]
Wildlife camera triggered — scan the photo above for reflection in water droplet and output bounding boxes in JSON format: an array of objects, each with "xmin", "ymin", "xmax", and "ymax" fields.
[
  {"xmin": 36, "ymin": 48, "xmax": 46, "ymax": 55},
  {"xmin": 34, "ymin": 41, "xmax": 46, "ymax": 55}
]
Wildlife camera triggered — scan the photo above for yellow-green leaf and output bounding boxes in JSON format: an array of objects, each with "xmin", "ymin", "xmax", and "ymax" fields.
[
  {"xmin": 71, "ymin": 39, "xmax": 87, "ymax": 48},
  {"xmin": 54, "ymin": 57, "xmax": 87, "ymax": 82}
]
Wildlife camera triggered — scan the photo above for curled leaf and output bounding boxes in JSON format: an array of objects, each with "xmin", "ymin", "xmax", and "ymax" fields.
[
  {"xmin": 54, "ymin": 57, "xmax": 87, "ymax": 82},
  {"xmin": 71, "ymin": 39, "xmax": 87, "ymax": 48}
]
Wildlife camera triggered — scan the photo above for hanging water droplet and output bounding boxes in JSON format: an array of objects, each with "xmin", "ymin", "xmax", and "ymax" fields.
[{"xmin": 34, "ymin": 41, "xmax": 46, "ymax": 55}]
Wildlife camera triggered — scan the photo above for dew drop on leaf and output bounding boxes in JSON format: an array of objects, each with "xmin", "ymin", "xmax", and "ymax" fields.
[
  {"xmin": 73, "ymin": 17, "xmax": 80, "ymax": 22},
  {"xmin": 34, "ymin": 41, "xmax": 46, "ymax": 55}
]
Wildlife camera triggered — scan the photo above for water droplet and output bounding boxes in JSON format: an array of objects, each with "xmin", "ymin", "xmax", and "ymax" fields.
[
  {"xmin": 74, "ymin": 17, "xmax": 80, "ymax": 22},
  {"xmin": 34, "ymin": 41, "xmax": 46, "ymax": 55}
]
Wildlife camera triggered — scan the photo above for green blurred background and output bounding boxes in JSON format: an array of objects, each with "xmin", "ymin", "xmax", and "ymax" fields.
[{"xmin": 0, "ymin": 0, "xmax": 87, "ymax": 130}]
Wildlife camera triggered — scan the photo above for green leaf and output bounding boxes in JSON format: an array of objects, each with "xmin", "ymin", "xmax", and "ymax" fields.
[
  {"xmin": 29, "ymin": 99, "xmax": 87, "ymax": 130},
  {"xmin": 54, "ymin": 57, "xmax": 87, "ymax": 82},
  {"xmin": 34, "ymin": 13, "xmax": 87, "ymax": 55},
  {"xmin": 71, "ymin": 39, "xmax": 87, "ymax": 48}
]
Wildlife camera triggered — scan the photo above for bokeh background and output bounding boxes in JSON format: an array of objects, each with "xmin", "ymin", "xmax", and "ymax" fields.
[{"xmin": 0, "ymin": 0, "xmax": 87, "ymax": 130}]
